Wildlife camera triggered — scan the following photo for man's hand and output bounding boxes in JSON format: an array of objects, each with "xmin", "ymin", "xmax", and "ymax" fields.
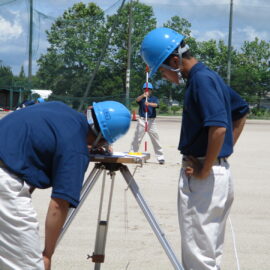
[
  {"xmin": 145, "ymin": 101, "xmax": 157, "ymax": 107},
  {"xmin": 43, "ymin": 254, "xmax": 51, "ymax": 270},
  {"xmin": 89, "ymin": 144, "xmax": 113, "ymax": 155},
  {"xmin": 184, "ymin": 156, "xmax": 211, "ymax": 179},
  {"xmin": 184, "ymin": 126, "xmax": 226, "ymax": 179},
  {"xmin": 29, "ymin": 186, "xmax": 36, "ymax": 194}
]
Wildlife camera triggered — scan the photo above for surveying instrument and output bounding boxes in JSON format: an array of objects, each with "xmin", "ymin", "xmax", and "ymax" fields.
[{"xmin": 57, "ymin": 152, "xmax": 184, "ymax": 270}]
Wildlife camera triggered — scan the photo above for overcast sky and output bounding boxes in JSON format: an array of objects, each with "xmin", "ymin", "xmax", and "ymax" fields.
[{"xmin": 0, "ymin": 0, "xmax": 269, "ymax": 75}]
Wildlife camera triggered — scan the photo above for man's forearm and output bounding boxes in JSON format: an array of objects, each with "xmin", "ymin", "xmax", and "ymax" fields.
[
  {"xmin": 185, "ymin": 126, "xmax": 226, "ymax": 179},
  {"xmin": 233, "ymin": 115, "xmax": 247, "ymax": 145},
  {"xmin": 136, "ymin": 94, "xmax": 145, "ymax": 102},
  {"xmin": 145, "ymin": 102, "xmax": 158, "ymax": 107},
  {"xmin": 43, "ymin": 198, "xmax": 69, "ymax": 259},
  {"xmin": 203, "ymin": 126, "xmax": 226, "ymax": 172}
]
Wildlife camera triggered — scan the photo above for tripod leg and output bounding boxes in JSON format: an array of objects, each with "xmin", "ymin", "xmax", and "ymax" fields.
[
  {"xmin": 120, "ymin": 165, "xmax": 184, "ymax": 270},
  {"xmin": 57, "ymin": 164, "xmax": 105, "ymax": 246},
  {"xmin": 92, "ymin": 171, "xmax": 116, "ymax": 270}
]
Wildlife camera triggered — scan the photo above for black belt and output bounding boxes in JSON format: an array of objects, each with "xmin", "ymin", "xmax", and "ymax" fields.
[
  {"xmin": 182, "ymin": 156, "xmax": 228, "ymax": 166},
  {"xmin": 0, "ymin": 160, "xmax": 7, "ymax": 168}
]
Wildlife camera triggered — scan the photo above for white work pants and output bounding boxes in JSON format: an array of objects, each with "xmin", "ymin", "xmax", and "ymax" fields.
[
  {"xmin": 0, "ymin": 167, "xmax": 44, "ymax": 270},
  {"xmin": 130, "ymin": 118, "xmax": 164, "ymax": 161},
  {"xmin": 178, "ymin": 159, "xmax": 234, "ymax": 270}
]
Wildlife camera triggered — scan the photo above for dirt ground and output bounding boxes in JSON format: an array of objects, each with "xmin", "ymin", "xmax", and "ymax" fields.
[{"xmin": 1, "ymin": 112, "xmax": 270, "ymax": 270}]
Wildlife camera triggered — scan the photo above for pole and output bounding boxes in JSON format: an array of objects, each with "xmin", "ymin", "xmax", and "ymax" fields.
[
  {"xmin": 78, "ymin": 0, "xmax": 127, "ymax": 112},
  {"xmin": 125, "ymin": 0, "xmax": 133, "ymax": 108},
  {"xmin": 28, "ymin": 0, "xmax": 33, "ymax": 90},
  {"xmin": 227, "ymin": 0, "xmax": 233, "ymax": 86},
  {"xmin": 144, "ymin": 66, "xmax": 149, "ymax": 151}
]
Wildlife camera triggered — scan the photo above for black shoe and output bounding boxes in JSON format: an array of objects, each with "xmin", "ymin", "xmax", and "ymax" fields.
[{"xmin": 159, "ymin": 160, "xmax": 165, "ymax": 165}]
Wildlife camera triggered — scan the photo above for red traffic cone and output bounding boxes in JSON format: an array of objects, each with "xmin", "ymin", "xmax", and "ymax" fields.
[{"xmin": 132, "ymin": 110, "xmax": 137, "ymax": 121}]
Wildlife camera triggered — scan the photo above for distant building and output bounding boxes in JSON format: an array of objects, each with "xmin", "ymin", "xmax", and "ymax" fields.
[
  {"xmin": 170, "ymin": 99, "xmax": 180, "ymax": 106},
  {"xmin": 0, "ymin": 88, "xmax": 21, "ymax": 110},
  {"xmin": 31, "ymin": 89, "xmax": 52, "ymax": 99}
]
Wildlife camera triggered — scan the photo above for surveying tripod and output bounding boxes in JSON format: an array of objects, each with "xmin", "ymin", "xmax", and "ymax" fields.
[{"xmin": 57, "ymin": 153, "xmax": 184, "ymax": 270}]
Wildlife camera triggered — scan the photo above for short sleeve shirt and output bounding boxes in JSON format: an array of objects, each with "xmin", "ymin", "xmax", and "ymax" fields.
[
  {"xmin": 179, "ymin": 62, "xmax": 249, "ymax": 157},
  {"xmin": 137, "ymin": 95, "xmax": 159, "ymax": 118},
  {"xmin": 0, "ymin": 101, "xmax": 90, "ymax": 207}
]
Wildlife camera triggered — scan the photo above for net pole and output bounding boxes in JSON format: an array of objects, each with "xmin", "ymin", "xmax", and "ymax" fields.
[
  {"xmin": 144, "ymin": 65, "xmax": 149, "ymax": 151},
  {"xmin": 28, "ymin": 0, "xmax": 33, "ymax": 90},
  {"xmin": 78, "ymin": 0, "xmax": 127, "ymax": 112}
]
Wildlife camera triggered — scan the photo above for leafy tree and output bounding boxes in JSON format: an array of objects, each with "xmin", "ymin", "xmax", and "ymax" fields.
[
  {"xmin": 36, "ymin": 2, "xmax": 156, "ymax": 108},
  {"xmin": 0, "ymin": 65, "xmax": 13, "ymax": 88},
  {"xmin": 104, "ymin": 1, "xmax": 157, "ymax": 99},
  {"xmin": 19, "ymin": 65, "xmax": 26, "ymax": 78},
  {"xmin": 171, "ymin": 105, "xmax": 180, "ymax": 115},
  {"xmin": 158, "ymin": 102, "xmax": 169, "ymax": 114},
  {"xmin": 163, "ymin": 15, "xmax": 197, "ymax": 53},
  {"xmin": 232, "ymin": 38, "xmax": 270, "ymax": 104},
  {"xmin": 13, "ymin": 65, "xmax": 28, "ymax": 89},
  {"xmin": 37, "ymin": 2, "xmax": 106, "ymax": 101},
  {"xmin": 196, "ymin": 39, "xmax": 235, "ymax": 80}
]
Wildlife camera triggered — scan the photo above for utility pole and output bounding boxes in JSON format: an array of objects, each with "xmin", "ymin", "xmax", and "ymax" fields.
[
  {"xmin": 28, "ymin": 0, "xmax": 33, "ymax": 90},
  {"xmin": 125, "ymin": 0, "xmax": 133, "ymax": 108},
  {"xmin": 227, "ymin": 0, "xmax": 233, "ymax": 86}
]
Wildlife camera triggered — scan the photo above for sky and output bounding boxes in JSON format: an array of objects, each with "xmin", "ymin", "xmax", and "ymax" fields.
[{"xmin": 0, "ymin": 0, "xmax": 269, "ymax": 75}]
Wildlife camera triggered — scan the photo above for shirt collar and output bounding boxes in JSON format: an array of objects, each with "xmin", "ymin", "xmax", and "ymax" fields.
[
  {"xmin": 187, "ymin": 62, "xmax": 205, "ymax": 80},
  {"xmin": 185, "ymin": 62, "xmax": 205, "ymax": 88}
]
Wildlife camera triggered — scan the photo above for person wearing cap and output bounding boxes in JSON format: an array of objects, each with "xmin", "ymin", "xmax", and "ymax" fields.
[
  {"xmin": 130, "ymin": 82, "xmax": 165, "ymax": 164},
  {"xmin": 0, "ymin": 101, "xmax": 130, "ymax": 270},
  {"xmin": 16, "ymin": 99, "xmax": 36, "ymax": 110},
  {"xmin": 37, "ymin": 97, "xmax": 45, "ymax": 103},
  {"xmin": 141, "ymin": 28, "xmax": 249, "ymax": 270}
]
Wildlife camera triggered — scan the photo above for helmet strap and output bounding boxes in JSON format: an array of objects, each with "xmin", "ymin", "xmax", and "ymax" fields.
[
  {"xmin": 176, "ymin": 44, "xmax": 189, "ymax": 84},
  {"xmin": 92, "ymin": 132, "xmax": 103, "ymax": 149},
  {"xmin": 160, "ymin": 44, "xmax": 189, "ymax": 84},
  {"xmin": 160, "ymin": 64, "xmax": 184, "ymax": 84}
]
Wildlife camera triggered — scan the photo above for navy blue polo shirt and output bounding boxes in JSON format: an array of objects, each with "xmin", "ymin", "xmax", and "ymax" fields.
[
  {"xmin": 137, "ymin": 95, "xmax": 159, "ymax": 118},
  {"xmin": 0, "ymin": 101, "xmax": 90, "ymax": 207},
  {"xmin": 179, "ymin": 62, "xmax": 249, "ymax": 157}
]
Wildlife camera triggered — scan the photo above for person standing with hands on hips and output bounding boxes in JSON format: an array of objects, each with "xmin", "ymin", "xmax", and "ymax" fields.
[
  {"xmin": 141, "ymin": 27, "xmax": 249, "ymax": 270},
  {"xmin": 130, "ymin": 82, "xmax": 165, "ymax": 164}
]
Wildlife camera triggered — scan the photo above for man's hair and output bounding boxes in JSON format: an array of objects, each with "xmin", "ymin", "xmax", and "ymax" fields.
[
  {"xmin": 163, "ymin": 40, "xmax": 193, "ymax": 65},
  {"xmin": 91, "ymin": 109, "xmax": 101, "ymax": 133}
]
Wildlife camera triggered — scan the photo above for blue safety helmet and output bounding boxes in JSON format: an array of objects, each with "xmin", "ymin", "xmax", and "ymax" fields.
[
  {"xmin": 143, "ymin": 82, "xmax": 153, "ymax": 89},
  {"xmin": 141, "ymin": 27, "xmax": 185, "ymax": 77},
  {"xmin": 92, "ymin": 101, "xmax": 131, "ymax": 144},
  {"xmin": 37, "ymin": 97, "xmax": 45, "ymax": 103}
]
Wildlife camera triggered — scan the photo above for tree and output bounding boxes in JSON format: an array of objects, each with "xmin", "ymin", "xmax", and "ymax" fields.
[
  {"xmin": 163, "ymin": 15, "xmax": 197, "ymax": 53},
  {"xmin": 104, "ymin": 1, "xmax": 157, "ymax": 99},
  {"xmin": 0, "ymin": 65, "xmax": 13, "ymax": 88},
  {"xmin": 171, "ymin": 105, "xmax": 180, "ymax": 115},
  {"xmin": 196, "ymin": 39, "xmax": 235, "ymax": 80},
  {"xmin": 36, "ymin": 2, "xmax": 106, "ymax": 101},
  {"xmin": 232, "ymin": 38, "xmax": 270, "ymax": 104},
  {"xmin": 36, "ymin": 2, "xmax": 157, "ymax": 108},
  {"xmin": 13, "ymin": 65, "xmax": 28, "ymax": 89},
  {"xmin": 19, "ymin": 65, "xmax": 26, "ymax": 78}
]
